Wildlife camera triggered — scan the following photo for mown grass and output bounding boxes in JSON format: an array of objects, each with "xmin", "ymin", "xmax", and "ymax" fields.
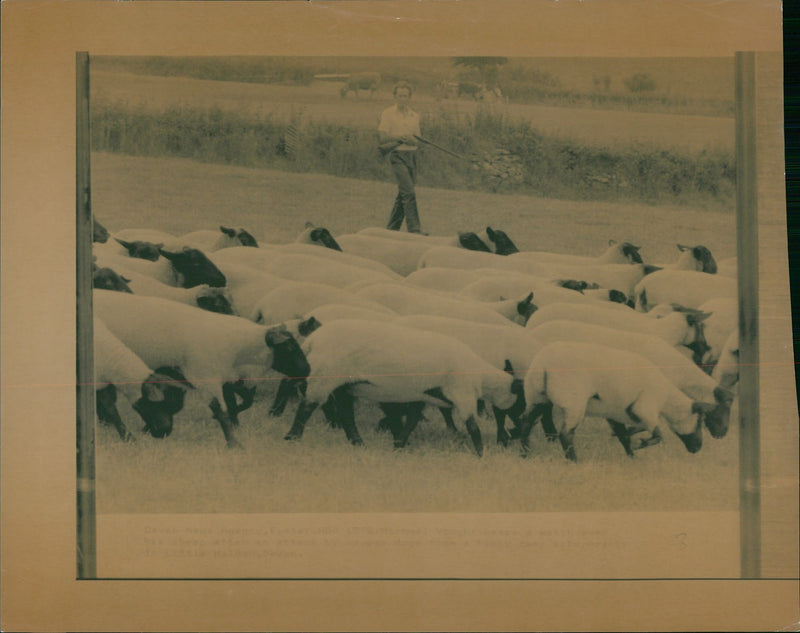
[{"xmin": 91, "ymin": 100, "xmax": 735, "ymax": 209}]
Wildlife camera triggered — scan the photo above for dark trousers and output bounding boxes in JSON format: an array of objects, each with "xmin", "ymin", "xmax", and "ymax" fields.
[{"xmin": 386, "ymin": 151, "xmax": 421, "ymax": 233}]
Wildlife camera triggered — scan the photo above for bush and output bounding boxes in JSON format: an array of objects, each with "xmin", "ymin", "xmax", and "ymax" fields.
[
  {"xmin": 91, "ymin": 101, "xmax": 734, "ymax": 209},
  {"xmin": 624, "ymin": 73, "xmax": 657, "ymax": 93}
]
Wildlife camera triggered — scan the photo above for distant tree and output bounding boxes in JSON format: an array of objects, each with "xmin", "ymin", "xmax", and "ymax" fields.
[
  {"xmin": 623, "ymin": 73, "xmax": 657, "ymax": 93},
  {"xmin": 452, "ymin": 57, "xmax": 508, "ymax": 88}
]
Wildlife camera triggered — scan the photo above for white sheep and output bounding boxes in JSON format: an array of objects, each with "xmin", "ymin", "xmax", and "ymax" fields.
[
  {"xmin": 94, "ymin": 290, "xmax": 310, "ymax": 448},
  {"xmin": 356, "ymin": 226, "xmax": 520, "ymax": 255},
  {"xmin": 354, "ymin": 281, "xmax": 536, "ymax": 326},
  {"xmin": 212, "ymin": 243, "xmax": 402, "ymax": 280},
  {"xmin": 94, "ymin": 246, "xmax": 227, "ymax": 289},
  {"xmin": 669, "ymin": 243, "xmax": 718, "ymax": 273},
  {"xmin": 166, "ymin": 226, "xmax": 259, "ymax": 252},
  {"xmin": 507, "ymin": 239, "xmax": 643, "ymax": 267},
  {"xmin": 457, "ymin": 274, "xmax": 629, "ymax": 307},
  {"xmin": 519, "ymin": 341, "xmax": 710, "ymax": 461},
  {"xmin": 695, "ymin": 297, "xmax": 738, "ymax": 370},
  {"xmin": 711, "ymin": 330, "xmax": 740, "ymax": 391},
  {"xmin": 527, "ymin": 320, "xmax": 735, "ymax": 439},
  {"xmin": 525, "ymin": 302, "xmax": 711, "ymax": 363},
  {"xmin": 390, "ymin": 314, "xmax": 540, "ymax": 444},
  {"xmin": 419, "ymin": 246, "xmax": 648, "ymax": 296},
  {"xmin": 109, "ymin": 268, "xmax": 235, "ymax": 315},
  {"xmin": 335, "ymin": 234, "xmax": 436, "ymax": 277},
  {"xmin": 301, "ymin": 303, "xmax": 396, "ymax": 325},
  {"xmin": 633, "ymin": 269, "xmax": 736, "ymax": 312},
  {"xmin": 404, "ymin": 267, "xmax": 487, "ymax": 292},
  {"xmin": 283, "ymin": 319, "xmax": 521, "ymax": 456},
  {"xmin": 251, "ymin": 281, "xmax": 396, "ymax": 326},
  {"xmin": 94, "ymin": 316, "xmax": 187, "ymax": 441}
]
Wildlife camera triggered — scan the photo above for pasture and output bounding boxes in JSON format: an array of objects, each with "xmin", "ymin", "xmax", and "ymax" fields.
[{"xmin": 91, "ymin": 152, "xmax": 739, "ymax": 515}]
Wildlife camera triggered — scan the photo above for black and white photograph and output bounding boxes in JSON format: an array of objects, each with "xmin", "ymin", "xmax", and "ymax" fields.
[
  {"xmin": 3, "ymin": 1, "xmax": 798, "ymax": 630},
  {"xmin": 83, "ymin": 52, "xmax": 779, "ymax": 578}
]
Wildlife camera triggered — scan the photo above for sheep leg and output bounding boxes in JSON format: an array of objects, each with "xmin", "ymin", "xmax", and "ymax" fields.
[
  {"xmin": 556, "ymin": 406, "xmax": 579, "ymax": 462},
  {"xmin": 516, "ymin": 403, "xmax": 548, "ymax": 456},
  {"xmin": 96, "ymin": 384, "xmax": 135, "ymax": 442},
  {"xmin": 607, "ymin": 419, "xmax": 635, "ymax": 457},
  {"xmin": 321, "ymin": 396, "xmax": 340, "ymax": 428},
  {"xmin": 462, "ymin": 414, "xmax": 484, "ymax": 457},
  {"xmin": 231, "ymin": 379, "xmax": 256, "ymax": 414},
  {"xmin": 269, "ymin": 378, "xmax": 296, "ymax": 417},
  {"xmin": 394, "ymin": 403, "xmax": 424, "ymax": 449},
  {"xmin": 331, "ymin": 386, "xmax": 363, "ymax": 446},
  {"xmin": 222, "ymin": 382, "xmax": 243, "ymax": 427},
  {"xmin": 492, "ymin": 405, "xmax": 510, "ymax": 446},
  {"xmin": 539, "ymin": 402, "xmax": 558, "ymax": 442},
  {"xmin": 209, "ymin": 397, "xmax": 241, "ymax": 449},
  {"xmin": 284, "ymin": 400, "xmax": 319, "ymax": 441},
  {"xmin": 379, "ymin": 403, "xmax": 407, "ymax": 440}
]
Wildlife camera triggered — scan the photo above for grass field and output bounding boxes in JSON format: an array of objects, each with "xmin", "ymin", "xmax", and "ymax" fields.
[{"xmin": 91, "ymin": 152, "xmax": 739, "ymax": 515}]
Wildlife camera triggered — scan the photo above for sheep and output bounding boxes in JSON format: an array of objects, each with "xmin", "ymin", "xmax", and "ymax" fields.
[
  {"xmin": 93, "ymin": 217, "xmax": 110, "ymax": 243},
  {"xmin": 525, "ymin": 302, "xmax": 711, "ymax": 364},
  {"xmin": 712, "ymin": 330, "xmax": 740, "ymax": 391},
  {"xmin": 167, "ymin": 226, "xmax": 259, "ymax": 252},
  {"xmin": 94, "ymin": 290, "xmax": 310, "ymax": 447},
  {"xmin": 212, "ymin": 244, "xmax": 402, "ymax": 281},
  {"xmin": 335, "ymin": 234, "xmax": 436, "ymax": 277},
  {"xmin": 389, "ymin": 314, "xmax": 541, "ymax": 445},
  {"xmin": 507, "ymin": 239, "xmax": 643, "ymax": 267},
  {"xmin": 112, "ymin": 269, "xmax": 235, "ymax": 315},
  {"xmin": 282, "ymin": 319, "xmax": 522, "ymax": 456},
  {"xmin": 206, "ymin": 261, "xmax": 288, "ymax": 321},
  {"xmin": 518, "ymin": 341, "xmax": 709, "ymax": 462},
  {"xmin": 457, "ymin": 274, "xmax": 630, "ymax": 307},
  {"xmin": 633, "ymin": 269, "xmax": 736, "ymax": 312},
  {"xmin": 671, "ymin": 243, "xmax": 718, "ymax": 273},
  {"xmin": 527, "ymin": 320, "xmax": 734, "ymax": 439},
  {"xmin": 251, "ymin": 281, "xmax": 396, "ymax": 326},
  {"xmin": 294, "ymin": 223, "xmax": 342, "ymax": 250},
  {"xmin": 419, "ymin": 246, "xmax": 648, "ymax": 296},
  {"xmin": 94, "ymin": 316, "xmax": 188, "ymax": 441},
  {"xmin": 92, "ymin": 264, "xmax": 133, "ymax": 293},
  {"xmin": 405, "ymin": 267, "xmax": 488, "ymax": 292},
  {"xmin": 353, "ymin": 281, "xmax": 537, "ymax": 326},
  {"xmin": 94, "ymin": 246, "xmax": 226, "ymax": 289},
  {"xmin": 357, "ymin": 226, "xmax": 519, "ymax": 255}
]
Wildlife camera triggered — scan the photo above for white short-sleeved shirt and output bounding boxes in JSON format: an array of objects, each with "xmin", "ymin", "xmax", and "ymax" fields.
[{"xmin": 378, "ymin": 104, "xmax": 421, "ymax": 151}]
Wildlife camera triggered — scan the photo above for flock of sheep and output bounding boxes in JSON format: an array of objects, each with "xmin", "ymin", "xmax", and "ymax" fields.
[{"xmin": 91, "ymin": 218, "xmax": 740, "ymax": 462}]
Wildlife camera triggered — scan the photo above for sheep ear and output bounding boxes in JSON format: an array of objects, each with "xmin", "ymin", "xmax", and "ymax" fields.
[
  {"xmin": 220, "ymin": 226, "xmax": 236, "ymax": 237},
  {"xmin": 486, "ymin": 226, "xmax": 496, "ymax": 240},
  {"xmin": 503, "ymin": 359, "xmax": 514, "ymax": 374},
  {"xmin": 158, "ymin": 248, "xmax": 179, "ymax": 260},
  {"xmin": 120, "ymin": 275, "xmax": 131, "ymax": 283},
  {"xmin": 643, "ymin": 264, "xmax": 662, "ymax": 275},
  {"xmin": 114, "ymin": 237, "xmax": 134, "ymax": 251},
  {"xmin": 677, "ymin": 243, "xmax": 691, "ymax": 251},
  {"xmin": 298, "ymin": 316, "xmax": 322, "ymax": 337},
  {"xmin": 686, "ymin": 311, "xmax": 713, "ymax": 325}
]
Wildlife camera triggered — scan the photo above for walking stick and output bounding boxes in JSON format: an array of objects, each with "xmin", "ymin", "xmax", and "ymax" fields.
[{"xmin": 413, "ymin": 135, "xmax": 470, "ymax": 160}]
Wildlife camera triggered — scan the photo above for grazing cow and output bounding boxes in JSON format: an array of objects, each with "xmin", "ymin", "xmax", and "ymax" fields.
[{"xmin": 340, "ymin": 72, "xmax": 381, "ymax": 99}]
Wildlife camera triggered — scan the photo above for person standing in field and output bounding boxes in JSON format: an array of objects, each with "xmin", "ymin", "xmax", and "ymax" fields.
[{"xmin": 378, "ymin": 81, "xmax": 424, "ymax": 234}]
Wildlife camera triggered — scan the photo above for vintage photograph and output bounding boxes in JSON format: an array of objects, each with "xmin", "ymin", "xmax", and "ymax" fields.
[
  {"xmin": 3, "ymin": 1, "xmax": 797, "ymax": 629},
  {"xmin": 85, "ymin": 54, "xmax": 753, "ymax": 577}
]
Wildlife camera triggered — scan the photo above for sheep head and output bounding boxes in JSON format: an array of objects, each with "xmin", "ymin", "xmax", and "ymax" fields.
[
  {"xmin": 159, "ymin": 246, "xmax": 227, "ymax": 288},
  {"xmin": 486, "ymin": 226, "xmax": 519, "ymax": 255}
]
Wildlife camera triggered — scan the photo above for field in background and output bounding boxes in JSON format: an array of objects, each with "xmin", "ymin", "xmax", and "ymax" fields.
[
  {"xmin": 90, "ymin": 70, "xmax": 735, "ymax": 210},
  {"xmin": 92, "ymin": 152, "xmax": 739, "ymax": 515},
  {"xmin": 92, "ymin": 56, "xmax": 734, "ymax": 116}
]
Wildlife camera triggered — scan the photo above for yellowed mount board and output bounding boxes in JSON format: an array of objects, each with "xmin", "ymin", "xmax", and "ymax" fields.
[{"xmin": 1, "ymin": 1, "xmax": 797, "ymax": 631}]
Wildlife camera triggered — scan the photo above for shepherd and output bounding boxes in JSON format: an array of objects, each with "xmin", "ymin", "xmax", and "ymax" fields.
[{"xmin": 378, "ymin": 80, "xmax": 424, "ymax": 234}]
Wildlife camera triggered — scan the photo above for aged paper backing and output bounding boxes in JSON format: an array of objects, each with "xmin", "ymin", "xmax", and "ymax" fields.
[{"xmin": 1, "ymin": 1, "xmax": 798, "ymax": 630}]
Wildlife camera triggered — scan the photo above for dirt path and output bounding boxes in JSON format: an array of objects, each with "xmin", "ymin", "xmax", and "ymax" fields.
[{"xmin": 92, "ymin": 70, "xmax": 733, "ymax": 153}]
